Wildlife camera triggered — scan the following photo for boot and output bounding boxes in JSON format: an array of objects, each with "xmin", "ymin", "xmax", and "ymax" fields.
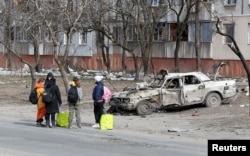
[
  {"xmin": 46, "ymin": 120, "xmax": 50, "ymax": 128},
  {"xmin": 51, "ymin": 119, "xmax": 56, "ymax": 127}
]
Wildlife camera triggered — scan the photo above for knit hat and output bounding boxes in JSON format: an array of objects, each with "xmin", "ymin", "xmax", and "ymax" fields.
[{"xmin": 94, "ymin": 75, "xmax": 103, "ymax": 82}]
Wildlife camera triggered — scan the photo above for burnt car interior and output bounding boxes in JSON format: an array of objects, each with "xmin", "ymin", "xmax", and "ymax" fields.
[{"xmin": 183, "ymin": 75, "xmax": 200, "ymax": 85}]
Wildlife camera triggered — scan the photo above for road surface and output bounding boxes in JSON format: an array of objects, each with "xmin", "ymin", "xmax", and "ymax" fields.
[{"xmin": 0, "ymin": 120, "xmax": 207, "ymax": 156}]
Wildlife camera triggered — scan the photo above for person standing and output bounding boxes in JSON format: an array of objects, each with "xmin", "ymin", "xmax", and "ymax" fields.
[
  {"xmin": 92, "ymin": 75, "xmax": 104, "ymax": 128},
  {"xmin": 44, "ymin": 72, "xmax": 62, "ymax": 128},
  {"xmin": 68, "ymin": 77, "xmax": 83, "ymax": 129},
  {"xmin": 35, "ymin": 77, "xmax": 46, "ymax": 127}
]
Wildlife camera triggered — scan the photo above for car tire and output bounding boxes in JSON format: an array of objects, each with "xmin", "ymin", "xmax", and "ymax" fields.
[
  {"xmin": 136, "ymin": 101, "xmax": 153, "ymax": 115},
  {"xmin": 205, "ymin": 92, "xmax": 221, "ymax": 108}
]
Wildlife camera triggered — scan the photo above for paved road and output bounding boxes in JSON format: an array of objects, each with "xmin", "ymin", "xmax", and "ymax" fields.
[{"xmin": 0, "ymin": 120, "xmax": 207, "ymax": 156}]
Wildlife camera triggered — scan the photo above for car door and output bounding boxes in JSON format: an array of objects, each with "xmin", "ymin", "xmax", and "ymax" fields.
[
  {"xmin": 161, "ymin": 77, "xmax": 184, "ymax": 106},
  {"xmin": 182, "ymin": 75, "xmax": 205, "ymax": 105}
]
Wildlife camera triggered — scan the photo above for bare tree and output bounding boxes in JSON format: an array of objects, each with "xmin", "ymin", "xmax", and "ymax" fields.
[
  {"xmin": 0, "ymin": 0, "xmax": 43, "ymax": 89},
  {"xmin": 167, "ymin": 0, "xmax": 197, "ymax": 72},
  {"xmin": 215, "ymin": 18, "xmax": 250, "ymax": 116},
  {"xmin": 5, "ymin": 0, "xmax": 13, "ymax": 71},
  {"xmin": 29, "ymin": 0, "xmax": 87, "ymax": 93}
]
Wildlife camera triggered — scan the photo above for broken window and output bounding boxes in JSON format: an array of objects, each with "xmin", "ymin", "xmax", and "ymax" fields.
[
  {"xmin": 183, "ymin": 76, "xmax": 200, "ymax": 85},
  {"xmin": 165, "ymin": 78, "xmax": 180, "ymax": 88},
  {"xmin": 154, "ymin": 22, "xmax": 166, "ymax": 41},
  {"xmin": 224, "ymin": 23, "xmax": 234, "ymax": 44},
  {"xmin": 168, "ymin": 23, "xmax": 188, "ymax": 41}
]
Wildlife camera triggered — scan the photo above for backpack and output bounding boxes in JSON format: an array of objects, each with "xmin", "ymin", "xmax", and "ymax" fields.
[
  {"xmin": 102, "ymin": 86, "xmax": 112, "ymax": 101},
  {"xmin": 29, "ymin": 88, "xmax": 40, "ymax": 104},
  {"xmin": 68, "ymin": 86, "xmax": 78, "ymax": 103},
  {"xmin": 42, "ymin": 87, "xmax": 54, "ymax": 103}
]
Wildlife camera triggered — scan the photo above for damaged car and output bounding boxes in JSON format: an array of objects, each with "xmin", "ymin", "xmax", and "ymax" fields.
[{"xmin": 107, "ymin": 71, "xmax": 238, "ymax": 115}]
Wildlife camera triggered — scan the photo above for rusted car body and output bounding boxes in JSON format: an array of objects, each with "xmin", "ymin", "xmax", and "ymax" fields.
[{"xmin": 108, "ymin": 72, "xmax": 237, "ymax": 115}]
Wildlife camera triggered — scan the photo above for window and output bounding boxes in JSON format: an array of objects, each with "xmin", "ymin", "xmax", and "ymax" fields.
[
  {"xmin": 224, "ymin": 0, "xmax": 236, "ymax": 5},
  {"xmin": 113, "ymin": 27, "xmax": 122, "ymax": 43},
  {"xmin": 150, "ymin": 0, "xmax": 159, "ymax": 7},
  {"xmin": 154, "ymin": 23, "xmax": 166, "ymax": 41},
  {"xmin": 44, "ymin": 32, "xmax": 52, "ymax": 42},
  {"xmin": 168, "ymin": 23, "xmax": 188, "ymax": 41},
  {"xmin": 16, "ymin": 28, "xmax": 28, "ymax": 42},
  {"xmin": 248, "ymin": 24, "xmax": 250, "ymax": 44},
  {"xmin": 127, "ymin": 25, "xmax": 138, "ymax": 41},
  {"xmin": 170, "ymin": 0, "xmax": 186, "ymax": 6},
  {"xmin": 184, "ymin": 76, "xmax": 200, "ymax": 85},
  {"xmin": 189, "ymin": 22, "xmax": 213, "ymax": 42},
  {"xmin": 201, "ymin": 22, "xmax": 212, "ymax": 42},
  {"xmin": 63, "ymin": 33, "xmax": 67, "ymax": 45},
  {"xmin": 79, "ymin": 31, "xmax": 87, "ymax": 45},
  {"xmin": 224, "ymin": 24, "xmax": 234, "ymax": 44},
  {"xmin": 203, "ymin": 0, "xmax": 213, "ymax": 2}
]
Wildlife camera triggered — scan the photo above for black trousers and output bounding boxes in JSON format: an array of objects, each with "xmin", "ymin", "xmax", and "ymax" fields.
[
  {"xmin": 93, "ymin": 101, "xmax": 105, "ymax": 124},
  {"xmin": 45, "ymin": 113, "xmax": 56, "ymax": 126}
]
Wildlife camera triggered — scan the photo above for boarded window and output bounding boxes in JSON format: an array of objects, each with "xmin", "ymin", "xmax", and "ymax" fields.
[
  {"xmin": 189, "ymin": 22, "xmax": 212, "ymax": 42},
  {"xmin": 201, "ymin": 22, "xmax": 212, "ymax": 42}
]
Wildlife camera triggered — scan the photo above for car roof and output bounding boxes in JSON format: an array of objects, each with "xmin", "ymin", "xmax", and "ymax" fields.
[{"xmin": 165, "ymin": 72, "xmax": 211, "ymax": 81}]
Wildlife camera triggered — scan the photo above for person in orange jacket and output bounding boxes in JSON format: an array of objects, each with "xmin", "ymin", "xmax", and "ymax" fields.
[{"xmin": 36, "ymin": 77, "xmax": 46, "ymax": 127}]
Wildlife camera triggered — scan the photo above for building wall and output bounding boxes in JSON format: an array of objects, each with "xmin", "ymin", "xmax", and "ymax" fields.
[
  {"xmin": 209, "ymin": 0, "xmax": 250, "ymax": 60},
  {"xmin": 0, "ymin": 52, "xmax": 249, "ymax": 78},
  {"xmin": 212, "ymin": 15, "xmax": 250, "ymax": 60}
]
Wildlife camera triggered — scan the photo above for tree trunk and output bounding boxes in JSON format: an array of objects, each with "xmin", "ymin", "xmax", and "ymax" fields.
[
  {"xmin": 122, "ymin": 49, "xmax": 127, "ymax": 75},
  {"xmin": 33, "ymin": 39, "xmax": 42, "ymax": 72},
  {"xmin": 132, "ymin": 53, "xmax": 139, "ymax": 81},
  {"xmin": 195, "ymin": 0, "xmax": 201, "ymax": 71},
  {"xmin": 174, "ymin": 37, "xmax": 180, "ymax": 72}
]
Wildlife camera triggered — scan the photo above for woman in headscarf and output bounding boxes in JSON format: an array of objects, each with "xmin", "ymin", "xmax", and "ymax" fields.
[
  {"xmin": 44, "ymin": 72, "xmax": 62, "ymax": 128},
  {"xmin": 35, "ymin": 77, "xmax": 46, "ymax": 127}
]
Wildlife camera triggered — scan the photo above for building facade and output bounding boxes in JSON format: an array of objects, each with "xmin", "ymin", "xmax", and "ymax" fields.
[{"xmin": 0, "ymin": 0, "xmax": 249, "ymax": 77}]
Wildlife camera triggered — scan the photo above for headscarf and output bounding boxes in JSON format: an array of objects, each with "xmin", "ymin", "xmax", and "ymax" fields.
[{"xmin": 94, "ymin": 75, "xmax": 103, "ymax": 82}]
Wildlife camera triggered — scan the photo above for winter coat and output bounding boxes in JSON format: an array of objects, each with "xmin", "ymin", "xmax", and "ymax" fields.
[
  {"xmin": 44, "ymin": 78, "xmax": 62, "ymax": 114},
  {"xmin": 92, "ymin": 81, "xmax": 104, "ymax": 102},
  {"xmin": 36, "ymin": 82, "xmax": 45, "ymax": 109}
]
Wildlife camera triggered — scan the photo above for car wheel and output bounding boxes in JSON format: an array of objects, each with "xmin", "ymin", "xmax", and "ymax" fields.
[
  {"xmin": 136, "ymin": 101, "xmax": 153, "ymax": 115},
  {"xmin": 205, "ymin": 92, "xmax": 221, "ymax": 108}
]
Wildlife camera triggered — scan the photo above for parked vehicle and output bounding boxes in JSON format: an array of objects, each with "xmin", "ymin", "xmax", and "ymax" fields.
[{"xmin": 107, "ymin": 71, "xmax": 238, "ymax": 115}]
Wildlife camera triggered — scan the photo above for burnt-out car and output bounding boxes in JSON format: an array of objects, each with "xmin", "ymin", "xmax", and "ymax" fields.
[{"xmin": 107, "ymin": 72, "xmax": 238, "ymax": 115}]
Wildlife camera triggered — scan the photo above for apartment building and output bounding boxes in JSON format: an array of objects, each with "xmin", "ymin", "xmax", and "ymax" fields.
[{"xmin": 0, "ymin": 0, "xmax": 249, "ymax": 77}]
